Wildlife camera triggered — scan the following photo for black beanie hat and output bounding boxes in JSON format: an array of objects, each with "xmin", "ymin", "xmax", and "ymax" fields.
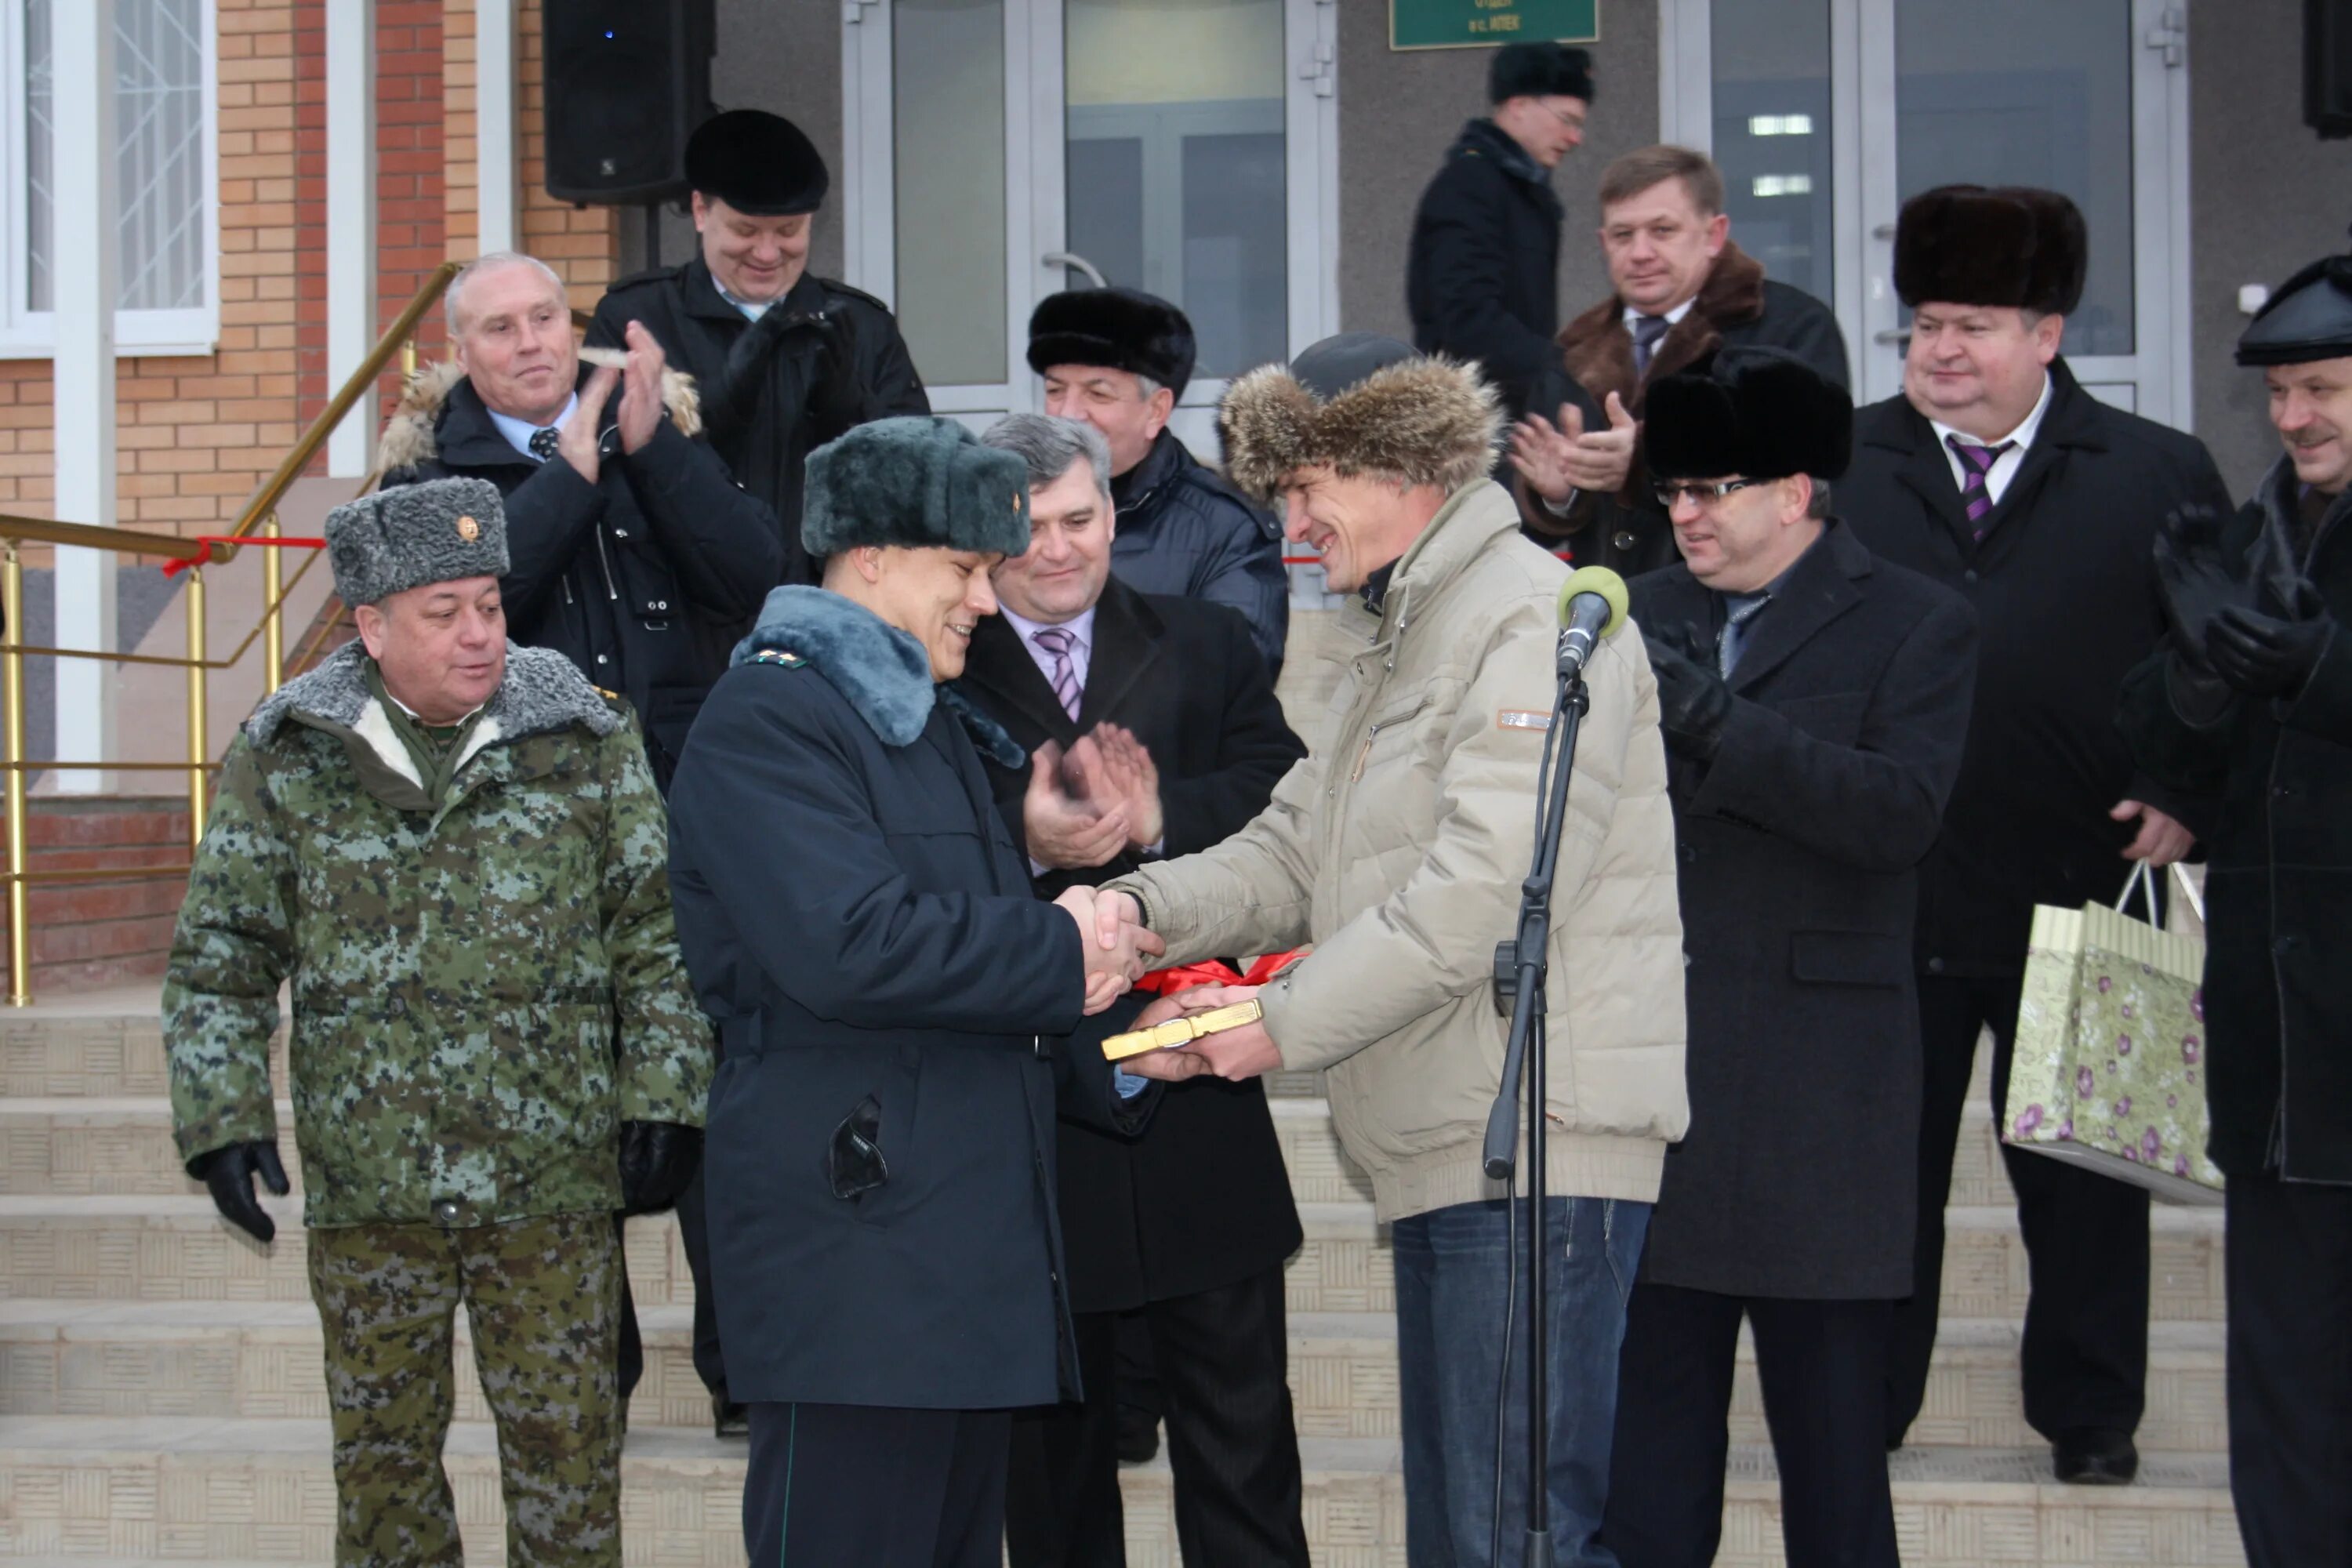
[
  {"xmin": 1643, "ymin": 347, "xmax": 1853, "ymax": 483},
  {"xmin": 684, "ymin": 110, "xmax": 829, "ymax": 216},
  {"xmin": 1489, "ymin": 43, "xmax": 1595, "ymax": 106}
]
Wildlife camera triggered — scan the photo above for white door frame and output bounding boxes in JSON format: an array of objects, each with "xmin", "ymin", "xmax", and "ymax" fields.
[
  {"xmin": 1657, "ymin": 0, "xmax": 2193, "ymax": 428},
  {"xmin": 840, "ymin": 0, "xmax": 1341, "ymax": 434}
]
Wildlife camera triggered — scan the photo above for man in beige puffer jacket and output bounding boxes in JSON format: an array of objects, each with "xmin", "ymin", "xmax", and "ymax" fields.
[{"xmin": 1091, "ymin": 333, "xmax": 1687, "ymax": 1565}]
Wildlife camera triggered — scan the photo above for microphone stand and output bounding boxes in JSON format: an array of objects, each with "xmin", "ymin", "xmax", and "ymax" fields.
[{"xmin": 1479, "ymin": 635, "xmax": 1591, "ymax": 1567}]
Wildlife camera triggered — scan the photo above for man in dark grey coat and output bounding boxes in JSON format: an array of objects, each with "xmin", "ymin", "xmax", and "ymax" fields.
[
  {"xmin": 1604, "ymin": 348, "xmax": 1974, "ymax": 1568},
  {"xmin": 2118, "ymin": 237, "xmax": 2352, "ymax": 1568},
  {"xmin": 1029, "ymin": 287, "xmax": 1288, "ymax": 677},
  {"xmin": 1838, "ymin": 185, "xmax": 2230, "ymax": 1486},
  {"xmin": 665, "ymin": 417, "xmax": 1204, "ymax": 1566},
  {"xmin": 1405, "ymin": 42, "xmax": 1594, "ymax": 426}
]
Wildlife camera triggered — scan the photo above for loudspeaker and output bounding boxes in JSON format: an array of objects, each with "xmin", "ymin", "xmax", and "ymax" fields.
[
  {"xmin": 2311, "ymin": 0, "xmax": 2352, "ymax": 140},
  {"xmin": 543, "ymin": 0, "xmax": 716, "ymax": 204}
]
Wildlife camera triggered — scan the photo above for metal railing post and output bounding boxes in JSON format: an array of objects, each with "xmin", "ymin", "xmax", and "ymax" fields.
[
  {"xmin": 3, "ymin": 544, "xmax": 27, "ymax": 1007},
  {"xmin": 261, "ymin": 513, "xmax": 284, "ymax": 694},
  {"xmin": 186, "ymin": 568, "xmax": 208, "ymax": 850}
]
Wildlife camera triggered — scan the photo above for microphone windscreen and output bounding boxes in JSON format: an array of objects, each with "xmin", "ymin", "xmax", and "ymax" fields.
[{"xmin": 1555, "ymin": 565, "xmax": 1630, "ymax": 637}]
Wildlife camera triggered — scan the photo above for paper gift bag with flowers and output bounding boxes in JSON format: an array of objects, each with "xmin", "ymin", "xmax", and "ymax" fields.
[{"xmin": 2003, "ymin": 862, "xmax": 2223, "ymax": 1205}]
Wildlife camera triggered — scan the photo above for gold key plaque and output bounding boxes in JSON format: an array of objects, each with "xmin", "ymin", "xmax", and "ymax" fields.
[{"xmin": 1101, "ymin": 999, "xmax": 1265, "ymax": 1062}]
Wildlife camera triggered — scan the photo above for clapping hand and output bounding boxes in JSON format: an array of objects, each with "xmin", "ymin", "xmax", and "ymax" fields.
[
  {"xmin": 1065, "ymin": 724, "xmax": 1164, "ymax": 852},
  {"xmin": 1508, "ymin": 391, "xmax": 1636, "ymax": 505},
  {"xmin": 1643, "ymin": 622, "xmax": 1733, "ymax": 760},
  {"xmin": 614, "ymin": 320, "xmax": 668, "ymax": 455},
  {"xmin": 1054, "ymin": 886, "xmax": 1164, "ymax": 1014},
  {"xmin": 1025, "ymin": 740, "xmax": 1131, "ymax": 870},
  {"xmin": 557, "ymin": 361, "xmax": 621, "ymax": 483},
  {"xmin": 2152, "ymin": 503, "xmax": 2254, "ymax": 669},
  {"xmin": 2209, "ymin": 585, "xmax": 2336, "ymax": 699}
]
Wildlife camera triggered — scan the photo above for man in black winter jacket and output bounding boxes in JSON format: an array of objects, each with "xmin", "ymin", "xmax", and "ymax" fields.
[
  {"xmin": 1029, "ymin": 288, "xmax": 1287, "ymax": 677},
  {"xmin": 379, "ymin": 250, "xmax": 782, "ymax": 791},
  {"xmin": 1406, "ymin": 42, "xmax": 1594, "ymax": 426}
]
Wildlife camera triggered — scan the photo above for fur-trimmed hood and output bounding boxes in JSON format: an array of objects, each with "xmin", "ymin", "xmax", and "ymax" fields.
[
  {"xmin": 376, "ymin": 348, "xmax": 703, "ymax": 474},
  {"xmin": 731, "ymin": 585, "xmax": 1025, "ymax": 768},
  {"xmin": 1217, "ymin": 354, "xmax": 1501, "ymax": 506},
  {"xmin": 248, "ymin": 639, "xmax": 624, "ymax": 784}
]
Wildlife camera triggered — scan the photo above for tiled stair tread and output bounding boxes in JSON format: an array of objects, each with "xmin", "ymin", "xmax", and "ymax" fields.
[{"xmin": 0, "ymin": 1414, "xmax": 2230, "ymax": 1496}]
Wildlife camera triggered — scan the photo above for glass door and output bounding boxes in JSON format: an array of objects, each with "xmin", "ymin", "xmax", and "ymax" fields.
[
  {"xmin": 1669, "ymin": 0, "xmax": 2190, "ymax": 426},
  {"xmin": 843, "ymin": 0, "xmax": 1340, "ymax": 451}
]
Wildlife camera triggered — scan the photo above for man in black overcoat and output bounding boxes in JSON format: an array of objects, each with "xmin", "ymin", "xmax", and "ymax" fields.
[
  {"xmin": 377, "ymin": 249, "xmax": 782, "ymax": 791},
  {"xmin": 1509, "ymin": 145, "xmax": 1849, "ymax": 577},
  {"xmin": 1405, "ymin": 42, "xmax": 1594, "ymax": 426},
  {"xmin": 666, "ymin": 416, "xmax": 1207, "ymax": 1567},
  {"xmin": 1602, "ymin": 348, "xmax": 1975, "ymax": 1568},
  {"xmin": 958, "ymin": 414, "xmax": 1309, "ymax": 1567},
  {"xmin": 1029, "ymin": 288, "xmax": 1289, "ymax": 677},
  {"xmin": 589, "ymin": 110, "xmax": 930, "ymax": 589},
  {"xmin": 2118, "ymin": 238, "xmax": 2352, "ymax": 1567},
  {"xmin": 1838, "ymin": 185, "xmax": 2231, "ymax": 1484}
]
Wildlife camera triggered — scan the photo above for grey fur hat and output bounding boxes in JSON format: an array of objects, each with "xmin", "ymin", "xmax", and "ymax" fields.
[
  {"xmin": 804, "ymin": 416, "xmax": 1033, "ymax": 559},
  {"xmin": 326, "ymin": 477, "xmax": 511, "ymax": 607}
]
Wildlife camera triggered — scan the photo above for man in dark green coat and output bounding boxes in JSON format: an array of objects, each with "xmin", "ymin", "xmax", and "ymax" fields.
[
  {"xmin": 163, "ymin": 477, "xmax": 712, "ymax": 1568},
  {"xmin": 2118, "ymin": 237, "xmax": 2352, "ymax": 1568}
]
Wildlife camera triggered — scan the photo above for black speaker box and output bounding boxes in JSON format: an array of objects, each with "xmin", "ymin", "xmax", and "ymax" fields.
[
  {"xmin": 2311, "ymin": 0, "xmax": 2352, "ymax": 140},
  {"xmin": 543, "ymin": 0, "xmax": 716, "ymax": 204}
]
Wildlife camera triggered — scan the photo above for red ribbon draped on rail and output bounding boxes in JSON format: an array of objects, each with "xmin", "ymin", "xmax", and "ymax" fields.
[
  {"xmin": 1134, "ymin": 949, "xmax": 1304, "ymax": 996},
  {"xmin": 162, "ymin": 535, "xmax": 328, "ymax": 577}
]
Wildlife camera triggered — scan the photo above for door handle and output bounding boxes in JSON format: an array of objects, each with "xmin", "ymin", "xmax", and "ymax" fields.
[
  {"xmin": 1871, "ymin": 223, "xmax": 1897, "ymax": 241},
  {"xmin": 1044, "ymin": 252, "xmax": 1108, "ymax": 289},
  {"xmin": 1872, "ymin": 329, "xmax": 1908, "ymax": 345}
]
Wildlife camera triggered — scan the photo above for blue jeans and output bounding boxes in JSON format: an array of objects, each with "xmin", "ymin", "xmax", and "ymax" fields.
[{"xmin": 1392, "ymin": 1196, "xmax": 1650, "ymax": 1568}]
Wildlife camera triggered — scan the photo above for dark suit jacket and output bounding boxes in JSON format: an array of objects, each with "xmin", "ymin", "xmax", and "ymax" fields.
[
  {"xmin": 1840, "ymin": 359, "xmax": 2231, "ymax": 978},
  {"xmin": 1631, "ymin": 520, "xmax": 1977, "ymax": 1297},
  {"xmin": 955, "ymin": 580, "xmax": 1308, "ymax": 1312}
]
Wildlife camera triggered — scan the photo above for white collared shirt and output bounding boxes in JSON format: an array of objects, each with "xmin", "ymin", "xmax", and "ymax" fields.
[
  {"xmin": 713, "ymin": 277, "xmax": 775, "ymax": 322},
  {"xmin": 1622, "ymin": 296, "xmax": 1698, "ymax": 332},
  {"xmin": 486, "ymin": 391, "xmax": 580, "ymax": 463},
  {"xmin": 1928, "ymin": 372, "xmax": 2054, "ymax": 509}
]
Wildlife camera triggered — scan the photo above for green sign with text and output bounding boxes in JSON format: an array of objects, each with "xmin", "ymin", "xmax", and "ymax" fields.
[{"xmin": 1389, "ymin": 0, "xmax": 1599, "ymax": 50}]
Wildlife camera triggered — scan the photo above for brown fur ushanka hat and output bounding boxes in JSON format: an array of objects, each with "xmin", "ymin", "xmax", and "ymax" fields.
[
  {"xmin": 1893, "ymin": 184, "xmax": 2088, "ymax": 318},
  {"xmin": 1217, "ymin": 335, "xmax": 1502, "ymax": 505}
]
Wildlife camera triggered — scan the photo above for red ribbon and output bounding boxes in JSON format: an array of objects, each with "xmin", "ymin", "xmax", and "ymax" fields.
[
  {"xmin": 162, "ymin": 535, "xmax": 328, "ymax": 577},
  {"xmin": 1134, "ymin": 949, "xmax": 1304, "ymax": 996}
]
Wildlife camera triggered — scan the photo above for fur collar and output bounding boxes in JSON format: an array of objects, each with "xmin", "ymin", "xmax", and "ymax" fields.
[
  {"xmin": 376, "ymin": 348, "xmax": 703, "ymax": 473},
  {"xmin": 732, "ymin": 586, "xmax": 1026, "ymax": 768},
  {"xmin": 247, "ymin": 640, "xmax": 624, "ymax": 757}
]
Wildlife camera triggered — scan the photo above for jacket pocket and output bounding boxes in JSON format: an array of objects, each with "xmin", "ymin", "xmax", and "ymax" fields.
[{"xmin": 1788, "ymin": 928, "xmax": 1906, "ymax": 988}]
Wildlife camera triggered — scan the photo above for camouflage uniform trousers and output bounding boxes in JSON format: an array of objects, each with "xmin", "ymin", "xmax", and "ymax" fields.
[{"xmin": 306, "ymin": 1210, "xmax": 623, "ymax": 1567}]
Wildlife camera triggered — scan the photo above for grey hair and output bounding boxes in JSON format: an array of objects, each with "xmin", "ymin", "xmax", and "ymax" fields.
[
  {"xmin": 1805, "ymin": 477, "xmax": 1834, "ymax": 520},
  {"xmin": 446, "ymin": 250, "xmax": 568, "ymax": 336},
  {"xmin": 982, "ymin": 412, "xmax": 1113, "ymax": 496},
  {"xmin": 1134, "ymin": 372, "xmax": 1164, "ymax": 400}
]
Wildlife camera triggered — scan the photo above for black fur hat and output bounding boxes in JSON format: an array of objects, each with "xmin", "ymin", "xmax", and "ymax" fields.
[
  {"xmin": 1026, "ymin": 288, "xmax": 1197, "ymax": 398},
  {"xmin": 684, "ymin": 110, "xmax": 829, "ymax": 216},
  {"xmin": 1643, "ymin": 347, "xmax": 1853, "ymax": 483},
  {"xmin": 1488, "ymin": 42, "xmax": 1595, "ymax": 106},
  {"xmin": 803, "ymin": 416, "xmax": 1033, "ymax": 560},
  {"xmin": 1893, "ymin": 185, "xmax": 2087, "ymax": 316}
]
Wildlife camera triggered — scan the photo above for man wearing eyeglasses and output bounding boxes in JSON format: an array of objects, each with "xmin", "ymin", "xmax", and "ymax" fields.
[
  {"xmin": 1406, "ymin": 42, "xmax": 1595, "ymax": 426},
  {"xmin": 1605, "ymin": 347, "xmax": 1975, "ymax": 1568}
]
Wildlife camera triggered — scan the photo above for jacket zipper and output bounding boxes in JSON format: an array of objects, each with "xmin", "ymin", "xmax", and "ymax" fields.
[{"xmin": 592, "ymin": 527, "xmax": 621, "ymax": 601}]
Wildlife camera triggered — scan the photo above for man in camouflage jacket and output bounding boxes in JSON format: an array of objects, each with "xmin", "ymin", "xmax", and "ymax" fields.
[{"xmin": 162, "ymin": 477, "xmax": 712, "ymax": 1568}]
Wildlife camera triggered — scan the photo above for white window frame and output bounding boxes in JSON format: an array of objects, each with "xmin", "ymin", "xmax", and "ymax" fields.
[{"xmin": 0, "ymin": 0, "xmax": 221, "ymax": 358}]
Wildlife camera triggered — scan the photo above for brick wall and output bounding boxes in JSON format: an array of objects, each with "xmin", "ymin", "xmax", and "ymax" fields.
[{"xmin": 0, "ymin": 0, "xmax": 619, "ymax": 539}]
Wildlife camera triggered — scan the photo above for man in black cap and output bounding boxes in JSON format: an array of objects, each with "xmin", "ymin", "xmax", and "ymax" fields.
[
  {"xmin": 1604, "ymin": 347, "xmax": 1974, "ymax": 1568},
  {"xmin": 2118, "ymin": 231, "xmax": 2352, "ymax": 1568},
  {"xmin": 666, "ymin": 416, "xmax": 1204, "ymax": 1568},
  {"xmin": 1406, "ymin": 42, "xmax": 1595, "ymax": 426},
  {"xmin": 1838, "ymin": 185, "xmax": 2232, "ymax": 1486},
  {"xmin": 590, "ymin": 108, "xmax": 931, "ymax": 586},
  {"xmin": 1029, "ymin": 288, "xmax": 1288, "ymax": 677}
]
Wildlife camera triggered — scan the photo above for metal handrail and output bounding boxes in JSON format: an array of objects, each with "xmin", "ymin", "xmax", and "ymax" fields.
[{"xmin": 0, "ymin": 260, "xmax": 470, "ymax": 1007}]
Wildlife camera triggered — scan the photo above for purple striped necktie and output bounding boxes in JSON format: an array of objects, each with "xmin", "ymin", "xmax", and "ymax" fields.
[
  {"xmin": 1947, "ymin": 435, "xmax": 2016, "ymax": 539},
  {"xmin": 1032, "ymin": 626, "xmax": 1082, "ymax": 721}
]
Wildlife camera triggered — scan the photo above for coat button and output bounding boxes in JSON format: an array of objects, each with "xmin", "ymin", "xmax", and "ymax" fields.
[
  {"xmin": 432, "ymin": 1199, "xmax": 459, "ymax": 1224},
  {"xmin": 390, "ymin": 996, "xmax": 408, "ymax": 1016},
  {"xmin": 1613, "ymin": 531, "xmax": 1639, "ymax": 553},
  {"xmin": 612, "ymin": 528, "xmax": 629, "ymax": 539},
  {"xmin": 596, "ymin": 654, "xmax": 610, "ymax": 665},
  {"xmin": 2274, "ymin": 935, "xmax": 2299, "ymax": 956},
  {"xmin": 1927, "ymin": 956, "xmax": 1947, "ymax": 974},
  {"xmin": 1962, "ymin": 570, "xmax": 1980, "ymax": 585}
]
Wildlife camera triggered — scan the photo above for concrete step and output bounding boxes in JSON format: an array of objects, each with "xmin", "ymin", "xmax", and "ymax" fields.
[
  {"xmin": 0, "ymin": 1194, "xmax": 2230, "ymax": 1326},
  {"xmin": 5, "ymin": 1090, "xmax": 2026, "ymax": 1217},
  {"xmin": 0, "ymin": 1299, "xmax": 2230, "ymax": 1456},
  {"xmin": 0, "ymin": 1417, "xmax": 2243, "ymax": 1566}
]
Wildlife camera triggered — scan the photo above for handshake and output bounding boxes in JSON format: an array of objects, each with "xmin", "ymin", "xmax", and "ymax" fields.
[{"xmin": 1050, "ymin": 887, "xmax": 1285, "ymax": 1085}]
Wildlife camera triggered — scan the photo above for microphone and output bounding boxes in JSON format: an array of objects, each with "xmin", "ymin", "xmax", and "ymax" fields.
[{"xmin": 1554, "ymin": 565, "xmax": 1629, "ymax": 677}]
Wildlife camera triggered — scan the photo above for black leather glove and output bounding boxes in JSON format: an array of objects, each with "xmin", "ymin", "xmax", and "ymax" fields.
[
  {"xmin": 2152, "ymin": 503, "xmax": 2254, "ymax": 670},
  {"xmin": 803, "ymin": 309, "xmax": 870, "ymax": 446},
  {"xmin": 2209, "ymin": 597, "xmax": 2336, "ymax": 698},
  {"xmin": 188, "ymin": 1139, "xmax": 289, "ymax": 1245},
  {"xmin": 1645, "ymin": 623, "xmax": 1733, "ymax": 761},
  {"xmin": 702, "ymin": 303, "xmax": 804, "ymax": 449},
  {"xmin": 619, "ymin": 1120, "xmax": 702, "ymax": 1216}
]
